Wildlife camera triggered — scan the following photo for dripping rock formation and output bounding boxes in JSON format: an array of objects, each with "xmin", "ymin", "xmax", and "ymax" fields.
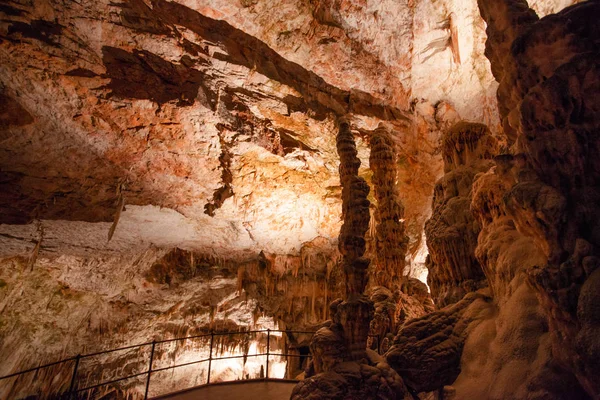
[
  {"xmin": 1, "ymin": 0, "xmax": 599, "ymax": 399},
  {"xmin": 425, "ymin": 121, "xmax": 497, "ymax": 307}
]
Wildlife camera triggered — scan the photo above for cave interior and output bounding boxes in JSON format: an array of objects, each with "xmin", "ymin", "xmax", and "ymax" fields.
[{"xmin": 0, "ymin": 0, "xmax": 599, "ymax": 399}]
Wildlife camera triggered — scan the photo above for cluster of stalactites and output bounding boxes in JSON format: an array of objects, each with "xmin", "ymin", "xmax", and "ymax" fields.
[
  {"xmin": 336, "ymin": 117, "xmax": 371, "ymax": 296},
  {"xmin": 369, "ymin": 126, "xmax": 408, "ymax": 288}
]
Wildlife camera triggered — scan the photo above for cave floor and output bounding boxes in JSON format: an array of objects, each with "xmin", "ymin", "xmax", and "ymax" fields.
[{"xmin": 156, "ymin": 380, "xmax": 297, "ymax": 400}]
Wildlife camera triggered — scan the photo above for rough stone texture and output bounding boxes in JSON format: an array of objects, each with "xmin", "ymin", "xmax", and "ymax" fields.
[
  {"xmin": 292, "ymin": 115, "xmax": 420, "ymax": 399},
  {"xmin": 478, "ymin": 1, "xmax": 600, "ymax": 397},
  {"xmin": 291, "ymin": 350, "xmax": 408, "ymax": 400},
  {"xmin": 0, "ymin": 1, "xmax": 452, "ymax": 393},
  {"xmin": 385, "ymin": 290, "xmax": 493, "ymax": 393},
  {"xmin": 336, "ymin": 117, "xmax": 371, "ymax": 297},
  {"xmin": 447, "ymin": 162, "xmax": 588, "ymax": 399},
  {"xmin": 1, "ymin": 0, "xmax": 595, "ymax": 398},
  {"xmin": 425, "ymin": 121, "xmax": 497, "ymax": 307},
  {"xmin": 369, "ymin": 126, "xmax": 409, "ymax": 288},
  {"xmin": 304, "ymin": 117, "xmax": 373, "ymax": 379},
  {"xmin": 0, "ymin": 230, "xmax": 353, "ymax": 398},
  {"xmin": 367, "ymin": 282, "xmax": 434, "ymax": 354}
]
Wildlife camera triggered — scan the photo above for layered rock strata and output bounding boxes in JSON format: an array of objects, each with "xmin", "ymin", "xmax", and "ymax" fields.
[{"xmin": 425, "ymin": 121, "xmax": 497, "ymax": 307}]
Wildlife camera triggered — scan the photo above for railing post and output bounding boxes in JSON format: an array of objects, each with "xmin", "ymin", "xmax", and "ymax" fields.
[
  {"xmin": 265, "ymin": 329, "xmax": 270, "ymax": 380},
  {"xmin": 144, "ymin": 341, "xmax": 156, "ymax": 400},
  {"xmin": 207, "ymin": 331, "xmax": 214, "ymax": 384},
  {"xmin": 68, "ymin": 355, "xmax": 81, "ymax": 399}
]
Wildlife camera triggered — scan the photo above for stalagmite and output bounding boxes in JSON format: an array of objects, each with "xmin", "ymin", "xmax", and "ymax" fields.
[
  {"xmin": 425, "ymin": 121, "xmax": 497, "ymax": 307},
  {"xmin": 2, "ymin": 0, "xmax": 600, "ymax": 398},
  {"xmin": 369, "ymin": 125, "xmax": 409, "ymax": 289},
  {"xmin": 291, "ymin": 117, "xmax": 408, "ymax": 399},
  {"xmin": 336, "ymin": 117, "xmax": 371, "ymax": 298}
]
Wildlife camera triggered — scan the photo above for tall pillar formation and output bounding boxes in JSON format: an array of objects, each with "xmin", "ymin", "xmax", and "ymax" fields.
[
  {"xmin": 333, "ymin": 116, "xmax": 373, "ymax": 360},
  {"xmin": 291, "ymin": 118, "xmax": 407, "ymax": 400},
  {"xmin": 369, "ymin": 126, "xmax": 409, "ymax": 289},
  {"xmin": 336, "ymin": 117, "xmax": 371, "ymax": 298},
  {"xmin": 425, "ymin": 121, "xmax": 497, "ymax": 307}
]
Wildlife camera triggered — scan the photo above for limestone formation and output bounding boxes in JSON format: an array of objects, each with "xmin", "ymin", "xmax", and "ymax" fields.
[
  {"xmin": 291, "ymin": 118, "xmax": 415, "ymax": 400},
  {"xmin": 291, "ymin": 350, "xmax": 408, "ymax": 400},
  {"xmin": 425, "ymin": 121, "xmax": 497, "ymax": 307},
  {"xmin": 1, "ymin": 0, "xmax": 599, "ymax": 399},
  {"xmin": 367, "ymin": 281, "xmax": 433, "ymax": 354},
  {"xmin": 386, "ymin": 290, "xmax": 493, "ymax": 393},
  {"xmin": 369, "ymin": 126, "xmax": 409, "ymax": 289},
  {"xmin": 336, "ymin": 117, "xmax": 372, "ymax": 297},
  {"xmin": 478, "ymin": 1, "xmax": 600, "ymax": 396},
  {"xmin": 306, "ymin": 117, "xmax": 373, "ymax": 369}
]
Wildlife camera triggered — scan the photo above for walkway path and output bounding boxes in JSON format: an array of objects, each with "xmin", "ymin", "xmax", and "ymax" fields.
[{"xmin": 157, "ymin": 380, "xmax": 297, "ymax": 400}]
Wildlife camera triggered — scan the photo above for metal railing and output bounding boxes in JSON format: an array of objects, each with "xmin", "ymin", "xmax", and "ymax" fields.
[{"xmin": 0, "ymin": 329, "xmax": 317, "ymax": 399}]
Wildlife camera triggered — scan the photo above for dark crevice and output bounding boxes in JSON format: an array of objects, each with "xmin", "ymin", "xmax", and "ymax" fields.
[
  {"xmin": 101, "ymin": 46, "xmax": 217, "ymax": 109},
  {"xmin": 279, "ymin": 129, "xmax": 317, "ymax": 154},
  {"xmin": 204, "ymin": 125, "xmax": 234, "ymax": 216},
  {"xmin": 7, "ymin": 20, "xmax": 63, "ymax": 47}
]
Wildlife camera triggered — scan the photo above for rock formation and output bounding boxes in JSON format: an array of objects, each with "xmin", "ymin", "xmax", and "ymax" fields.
[
  {"xmin": 291, "ymin": 349, "xmax": 408, "ymax": 400},
  {"xmin": 386, "ymin": 290, "xmax": 493, "ymax": 393},
  {"xmin": 385, "ymin": 3, "xmax": 600, "ymax": 399},
  {"xmin": 301, "ymin": 117, "xmax": 373, "ymax": 368},
  {"xmin": 369, "ymin": 126, "xmax": 409, "ymax": 289},
  {"xmin": 425, "ymin": 121, "xmax": 497, "ymax": 307},
  {"xmin": 292, "ymin": 118, "xmax": 413, "ymax": 400},
  {"xmin": 1, "ymin": 0, "xmax": 598, "ymax": 398},
  {"xmin": 477, "ymin": 1, "xmax": 600, "ymax": 396},
  {"xmin": 336, "ymin": 117, "xmax": 371, "ymax": 299},
  {"xmin": 367, "ymin": 281, "xmax": 434, "ymax": 355}
]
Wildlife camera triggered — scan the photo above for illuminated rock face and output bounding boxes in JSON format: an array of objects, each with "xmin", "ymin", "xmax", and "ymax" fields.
[
  {"xmin": 0, "ymin": 0, "xmax": 435, "ymax": 385},
  {"xmin": 1, "ymin": 0, "xmax": 598, "ymax": 399}
]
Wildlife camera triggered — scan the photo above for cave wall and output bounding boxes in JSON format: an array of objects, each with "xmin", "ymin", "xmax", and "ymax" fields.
[
  {"xmin": 477, "ymin": 0, "xmax": 600, "ymax": 396},
  {"xmin": 0, "ymin": 240, "xmax": 347, "ymax": 397},
  {"xmin": 2, "ymin": 0, "xmax": 597, "ymax": 398}
]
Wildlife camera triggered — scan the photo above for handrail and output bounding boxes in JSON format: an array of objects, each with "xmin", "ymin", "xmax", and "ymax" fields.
[
  {"xmin": 0, "ymin": 329, "xmax": 319, "ymax": 399},
  {"xmin": 1, "ymin": 329, "xmax": 381, "ymax": 399}
]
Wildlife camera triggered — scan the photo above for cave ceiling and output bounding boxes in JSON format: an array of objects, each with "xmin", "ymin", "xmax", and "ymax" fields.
[{"xmin": 0, "ymin": 0, "xmax": 576, "ymax": 259}]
